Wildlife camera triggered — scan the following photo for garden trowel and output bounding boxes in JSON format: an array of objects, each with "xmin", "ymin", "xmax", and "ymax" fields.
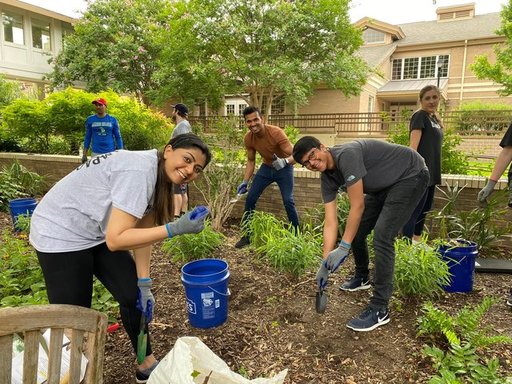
[
  {"xmin": 137, "ymin": 313, "xmax": 147, "ymax": 364},
  {"xmin": 315, "ymin": 288, "xmax": 328, "ymax": 314},
  {"xmin": 229, "ymin": 192, "xmax": 247, "ymax": 204}
]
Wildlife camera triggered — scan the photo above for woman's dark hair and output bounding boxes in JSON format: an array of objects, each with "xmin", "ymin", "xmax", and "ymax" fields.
[
  {"xmin": 153, "ymin": 133, "xmax": 212, "ymax": 225},
  {"xmin": 419, "ymin": 85, "xmax": 440, "ymax": 100},
  {"xmin": 292, "ymin": 136, "xmax": 321, "ymax": 164}
]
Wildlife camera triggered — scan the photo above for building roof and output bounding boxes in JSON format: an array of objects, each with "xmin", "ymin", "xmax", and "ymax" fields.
[
  {"xmin": 396, "ymin": 12, "xmax": 501, "ymax": 46},
  {"xmin": 358, "ymin": 43, "xmax": 397, "ymax": 68},
  {"xmin": 1, "ymin": 0, "xmax": 76, "ymax": 23}
]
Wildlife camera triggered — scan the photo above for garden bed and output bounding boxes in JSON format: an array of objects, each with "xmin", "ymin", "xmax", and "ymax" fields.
[
  {"xmin": 101, "ymin": 222, "xmax": 512, "ymax": 383},
  {"xmin": 1, "ymin": 213, "xmax": 511, "ymax": 383}
]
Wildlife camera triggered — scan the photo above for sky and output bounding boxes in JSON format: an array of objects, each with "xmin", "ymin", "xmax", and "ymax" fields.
[{"xmin": 23, "ymin": 0, "xmax": 508, "ymax": 24}]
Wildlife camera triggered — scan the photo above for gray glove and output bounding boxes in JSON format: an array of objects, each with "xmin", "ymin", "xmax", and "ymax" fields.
[
  {"xmin": 81, "ymin": 154, "xmax": 88, "ymax": 164},
  {"xmin": 166, "ymin": 206, "xmax": 208, "ymax": 237},
  {"xmin": 316, "ymin": 261, "xmax": 329, "ymax": 290},
  {"xmin": 272, "ymin": 154, "xmax": 288, "ymax": 171},
  {"xmin": 324, "ymin": 241, "xmax": 350, "ymax": 272},
  {"xmin": 136, "ymin": 278, "xmax": 155, "ymax": 323},
  {"xmin": 477, "ymin": 180, "xmax": 496, "ymax": 205}
]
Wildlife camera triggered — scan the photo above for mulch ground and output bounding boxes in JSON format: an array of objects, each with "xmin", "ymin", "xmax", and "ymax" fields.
[{"xmin": 100, "ymin": 222, "xmax": 512, "ymax": 384}]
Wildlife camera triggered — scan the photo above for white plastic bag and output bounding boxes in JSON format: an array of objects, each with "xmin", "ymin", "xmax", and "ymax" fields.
[{"xmin": 148, "ymin": 336, "xmax": 287, "ymax": 384}]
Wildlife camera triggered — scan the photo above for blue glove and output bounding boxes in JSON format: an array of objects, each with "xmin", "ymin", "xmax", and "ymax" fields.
[
  {"xmin": 324, "ymin": 240, "xmax": 350, "ymax": 272},
  {"xmin": 316, "ymin": 261, "xmax": 329, "ymax": 290},
  {"xmin": 166, "ymin": 206, "xmax": 209, "ymax": 237},
  {"xmin": 237, "ymin": 180, "xmax": 248, "ymax": 195},
  {"xmin": 136, "ymin": 278, "xmax": 155, "ymax": 323},
  {"xmin": 272, "ymin": 154, "xmax": 288, "ymax": 171}
]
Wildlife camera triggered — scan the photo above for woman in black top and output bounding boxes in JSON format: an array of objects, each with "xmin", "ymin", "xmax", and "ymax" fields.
[{"xmin": 403, "ymin": 85, "xmax": 443, "ymax": 241}]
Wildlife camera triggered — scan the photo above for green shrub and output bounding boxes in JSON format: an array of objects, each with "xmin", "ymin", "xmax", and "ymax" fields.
[
  {"xmin": 246, "ymin": 211, "xmax": 322, "ymax": 276},
  {"xmin": 454, "ymin": 101, "xmax": 512, "ymax": 135},
  {"xmin": 417, "ymin": 298, "xmax": 512, "ymax": 383},
  {"xmin": 0, "ymin": 161, "xmax": 44, "ymax": 212},
  {"xmin": 393, "ymin": 237, "xmax": 451, "ymax": 298},
  {"xmin": 161, "ymin": 221, "xmax": 225, "ymax": 263},
  {"xmin": 1, "ymin": 88, "xmax": 171, "ymax": 154},
  {"xmin": 301, "ymin": 192, "xmax": 350, "ymax": 238}
]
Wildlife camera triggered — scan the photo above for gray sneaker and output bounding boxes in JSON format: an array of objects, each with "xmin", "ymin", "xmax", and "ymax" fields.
[{"xmin": 339, "ymin": 276, "xmax": 371, "ymax": 292}]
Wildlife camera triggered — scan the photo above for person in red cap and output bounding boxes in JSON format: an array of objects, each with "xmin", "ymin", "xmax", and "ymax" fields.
[
  {"xmin": 82, "ymin": 98, "xmax": 124, "ymax": 163},
  {"xmin": 170, "ymin": 103, "xmax": 192, "ymax": 217}
]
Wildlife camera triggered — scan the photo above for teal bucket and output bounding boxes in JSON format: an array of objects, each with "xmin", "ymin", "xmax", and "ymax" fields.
[
  {"xmin": 181, "ymin": 258, "xmax": 230, "ymax": 329},
  {"xmin": 438, "ymin": 239, "xmax": 477, "ymax": 293},
  {"xmin": 9, "ymin": 198, "xmax": 37, "ymax": 232}
]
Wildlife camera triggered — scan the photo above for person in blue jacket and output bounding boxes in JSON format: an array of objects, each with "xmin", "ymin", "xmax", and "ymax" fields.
[{"xmin": 82, "ymin": 98, "xmax": 124, "ymax": 163}]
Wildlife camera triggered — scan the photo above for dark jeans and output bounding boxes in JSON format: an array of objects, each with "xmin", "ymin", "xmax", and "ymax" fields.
[
  {"xmin": 402, "ymin": 184, "xmax": 436, "ymax": 238},
  {"xmin": 37, "ymin": 242, "xmax": 152, "ymax": 357},
  {"xmin": 351, "ymin": 169, "xmax": 429, "ymax": 309},
  {"xmin": 241, "ymin": 163, "xmax": 300, "ymax": 230}
]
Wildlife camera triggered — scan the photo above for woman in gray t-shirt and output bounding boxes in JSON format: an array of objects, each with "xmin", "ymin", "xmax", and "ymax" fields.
[{"xmin": 29, "ymin": 133, "xmax": 211, "ymax": 382}]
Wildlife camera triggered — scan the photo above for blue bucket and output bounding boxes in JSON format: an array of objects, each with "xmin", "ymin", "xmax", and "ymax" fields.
[
  {"xmin": 438, "ymin": 239, "xmax": 477, "ymax": 293},
  {"xmin": 8, "ymin": 198, "xmax": 37, "ymax": 232},
  {"xmin": 181, "ymin": 258, "xmax": 230, "ymax": 329}
]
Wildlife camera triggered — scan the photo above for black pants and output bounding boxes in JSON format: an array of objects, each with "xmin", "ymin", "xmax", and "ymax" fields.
[
  {"xmin": 37, "ymin": 242, "xmax": 152, "ymax": 357},
  {"xmin": 352, "ymin": 169, "xmax": 430, "ymax": 308}
]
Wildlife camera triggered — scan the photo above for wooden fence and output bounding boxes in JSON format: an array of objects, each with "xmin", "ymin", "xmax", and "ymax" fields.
[{"xmin": 189, "ymin": 110, "xmax": 512, "ymax": 136}]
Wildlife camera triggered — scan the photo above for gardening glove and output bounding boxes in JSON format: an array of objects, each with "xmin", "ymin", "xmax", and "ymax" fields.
[
  {"xmin": 272, "ymin": 154, "xmax": 288, "ymax": 171},
  {"xmin": 136, "ymin": 278, "xmax": 154, "ymax": 323},
  {"xmin": 166, "ymin": 205, "xmax": 209, "ymax": 237},
  {"xmin": 477, "ymin": 180, "xmax": 496, "ymax": 205},
  {"xmin": 81, "ymin": 154, "xmax": 88, "ymax": 164},
  {"xmin": 237, "ymin": 180, "xmax": 248, "ymax": 195},
  {"xmin": 316, "ymin": 261, "xmax": 329, "ymax": 290},
  {"xmin": 324, "ymin": 240, "xmax": 350, "ymax": 273}
]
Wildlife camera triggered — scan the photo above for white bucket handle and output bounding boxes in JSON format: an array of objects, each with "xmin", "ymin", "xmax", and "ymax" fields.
[{"xmin": 207, "ymin": 286, "xmax": 231, "ymax": 297}]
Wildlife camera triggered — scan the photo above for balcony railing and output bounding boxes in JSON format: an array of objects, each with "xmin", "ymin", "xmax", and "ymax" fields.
[{"xmin": 189, "ymin": 110, "xmax": 512, "ymax": 136}]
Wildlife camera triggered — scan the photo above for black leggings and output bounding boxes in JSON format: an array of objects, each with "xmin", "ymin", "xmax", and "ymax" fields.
[{"xmin": 36, "ymin": 242, "xmax": 152, "ymax": 357}]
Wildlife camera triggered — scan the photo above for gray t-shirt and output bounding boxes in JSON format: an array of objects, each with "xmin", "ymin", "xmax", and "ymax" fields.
[
  {"xmin": 321, "ymin": 140, "xmax": 427, "ymax": 203},
  {"xmin": 171, "ymin": 119, "xmax": 192, "ymax": 139},
  {"xmin": 29, "ymin": 150, "xmax": 158, "ymax": 253}
]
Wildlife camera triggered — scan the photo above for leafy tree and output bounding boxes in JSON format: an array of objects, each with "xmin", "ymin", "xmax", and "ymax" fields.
[
  {"xmin": 471, "ymin": 2, "xmax": 512, "ymax": 95},
  {"xmin": 154, "ymin": 0, "xmax": 370, "ymax": 114},
  {"xmin": 47, "ymin": 0, "xmax": 170, "ymax": 106}
]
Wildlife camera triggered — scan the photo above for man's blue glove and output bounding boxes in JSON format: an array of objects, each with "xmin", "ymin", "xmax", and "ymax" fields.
[
  {"xmin": 272, "ymin": 154, "xmax": 288, "ymax": 171},
  {"xmin": 316, "ymin": 261, "xmax": 329, "ymax": 290},
  {"xmin": 166, "ymin": 206, "xmax": 209, "ymax": 237},
  {"xmin": 237, "ymin": 180, "xmax": 248, "ymax": 195},
  {"xmin": 136, "ymin": 278, "xmax": 155, "ymax": 323},
  {"xmin": 324, "ymin": 240, "xmax": 350, "ymax": 272}
]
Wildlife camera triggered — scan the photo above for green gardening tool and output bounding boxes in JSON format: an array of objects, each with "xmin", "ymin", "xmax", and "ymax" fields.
[{"xmin": 137, "ymin": 313, "xmax": 147, "ymax": 364}]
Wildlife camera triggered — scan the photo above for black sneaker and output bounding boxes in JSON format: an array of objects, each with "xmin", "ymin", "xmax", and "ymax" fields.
[
  {"xmin": 235, "ymin": 236, "xmax": 250, "ymax": 249},
  {"xmin": 136, "ymin": 360, "xmax": 159, "ymax": 384},
  {"xmin": 339, "ymin": 276, "xmax": 371, "ymax": 292},
  {"xmin": 346, "ymin": 306, "xmax": 390, "ymax": 332},
  {"xmin": 507, "ymin": 290, "xmax": 512, "ymax": 307}
]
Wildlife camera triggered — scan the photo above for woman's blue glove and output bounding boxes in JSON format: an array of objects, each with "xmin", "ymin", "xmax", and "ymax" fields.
[
  {"xmin": 136, "ymin": 278, "xmax": 155, "ymax": 323},
  {"xmin": 324, "ymin": 240, "xmax": 350, "ymax": 272},
  {"xmin": 237, "ymin": 180, "xmax": 248, "ymax": 195},
  {"xmin": 166, "ymin": 206, "xmax": 209, "ymax": 237}
]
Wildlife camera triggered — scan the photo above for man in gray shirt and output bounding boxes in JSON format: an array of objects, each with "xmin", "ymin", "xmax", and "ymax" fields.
[
  {"xmin": 170, "ymin": 103, "xmax": 192, "ymax": 217},
  {"xmin": 293, "ymin": 136, "xmax": 429, "ymax": 332}
]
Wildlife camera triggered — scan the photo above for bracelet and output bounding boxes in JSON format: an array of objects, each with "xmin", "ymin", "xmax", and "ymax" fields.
[
  {"xmin": 165, "ymin": 223, "xmax": 173, "ymax": 238},
  {"xmin": 339, "ymin": 240, "xmax": 351, "ymax": 249},
  {"xmin": 138, "ymin": 277, "xmax": 152, "ymax": 282}
]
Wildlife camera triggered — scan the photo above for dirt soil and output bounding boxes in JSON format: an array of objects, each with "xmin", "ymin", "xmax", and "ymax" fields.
[{"xmin": 97, "ymin": 222, "xmax": 512, "ymax": 384}]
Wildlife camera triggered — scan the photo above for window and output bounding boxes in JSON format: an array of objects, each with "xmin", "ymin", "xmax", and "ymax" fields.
[
  {"xmin": 403, "ymin": 58, "xmax": 419, "ymax": 79},
  {"xmin": 238, "ymin": 103, "xmax": 248, "ymax": 116},
  {"xmin": 226, "ymin": 104, "xmax": 235, "ymax": 115},
  {"xmin": 391, "ymin": 55, "xmax": 450, "ymax": 80},
  {"xmin": 262, "ymin": 95, "xmax": 285, "ymax": 115},
  {"xmin": 362, "ymin": 28, "xmax": 385, "ymax": 44},
  {"xmin": 32, "ymin": 19, "xmax": 51, "ymax": 51},
  {"xmin": 3, "ymin": 12, "xmax": 24, "ymax": 45}
]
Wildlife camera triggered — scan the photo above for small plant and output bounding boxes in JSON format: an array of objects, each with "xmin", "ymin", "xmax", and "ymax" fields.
[
  {"xmin": 246, "ymin": 212, "xmax": 321, "ymax": 276},
  {"xmin": 301, "ymin": 192, "xmax": 350, "ymax": 239},
  {"xmin": 161, "ymin": 221, "xmax": 225, "ymax": 263},
  {"xmin": 0, "ymin": 161, "xmax": 45, "ymax": 212},
  {"xmin": 417, "ymin": 298, "xmax": 512, "ymax": 383},
  {"xmin": 13, "ymin": 213, "xmax": 31, "ymax": 233},
  {"xmin": 393, "ymin": 237, "xmax": 451, "ymax": 298}
]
